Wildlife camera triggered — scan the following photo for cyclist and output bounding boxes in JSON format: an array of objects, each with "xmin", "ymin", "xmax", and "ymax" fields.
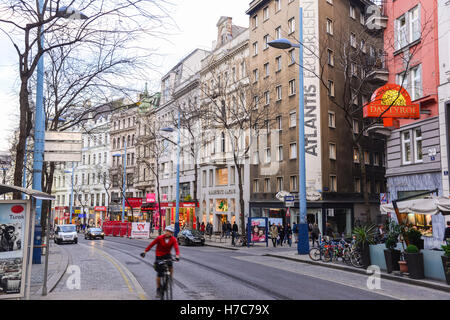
[{"xmin": 140, "ymin": 225, "xmax": 180, "ymax": 298}]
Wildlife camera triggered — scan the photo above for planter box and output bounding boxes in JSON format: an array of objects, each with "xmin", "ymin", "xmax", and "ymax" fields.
[
  {"xmin": 361, "ymin": 243, "xmax": 371, "ymax": 269},
  {"xmin": 404, "ymin": 252, "xmax": 425, "ymax": 279},
  {"xmin": 384, "ymin": 249, "xmax": 401, "ymax": 274},
  {"xmin": 442, "ymin": 256, "xmax": 450, "ymax": 285}
]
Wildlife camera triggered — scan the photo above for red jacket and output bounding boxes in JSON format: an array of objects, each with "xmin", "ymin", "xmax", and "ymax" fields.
[{"xmin": 145, "ymin": 235, "xmax": 180, "ymax": 257}]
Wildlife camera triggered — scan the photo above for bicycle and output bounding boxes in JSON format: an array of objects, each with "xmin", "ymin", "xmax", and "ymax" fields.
[
  {"xmin": 234, "ymin": 234, "xmax": 248, "ymax": 247},
  {"xmin": 155, "ymin": 257, "xmax": 179, "ymax": 300}
]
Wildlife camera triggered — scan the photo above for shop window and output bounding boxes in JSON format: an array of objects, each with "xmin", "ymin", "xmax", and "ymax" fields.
[{"xmin": 216, "ymin": 199, "xmax": 228, "ymax": 212}]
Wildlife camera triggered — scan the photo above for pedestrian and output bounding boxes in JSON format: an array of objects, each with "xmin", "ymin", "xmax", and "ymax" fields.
[
  {"xmin": 311, "ymin": 223, "xmax": 320, "ymax": 247},
  {"xmin": 444, "ymin": 221, "xmax": 450, "ymax": 242},
  {"xmin": 231, "ymin": 222, "xmax": 238, "ymax": 245},
  {"xmin": 200, "ymin": 222, "xmax": 205, "ymax": 235},
  {"xmin": 270, "ymin": 224, "xmax": 278, "ymax": 247},
  {"xmin": 285, "ymin": 223, "xmax": 292, "ymax": 247},
  {"xmin": 377, "ymin": 224, "xmax": 386, "ymax": 243},
  {"xmin": 222, "ymin": 221, "xmax": 227, "ymax": 238},
  {"xmin": 278, "ymin": 224, "xmax": 285, "ymax": 247},
  {"xmin": 226, "ymin": 221, "xmax": 232, "ymax": 239},
  {"xmin": 293, "ymin": 222, "xmax": 299, "ymax": 243},
  {"xmin": 308, "ymin": 222, "xmax": 313, "ymax": 242}
]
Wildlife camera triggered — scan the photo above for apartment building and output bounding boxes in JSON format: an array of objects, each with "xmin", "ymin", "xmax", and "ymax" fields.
[{"xmin": 246, "ymin": 0, "xmax": 387, "ymax": 236}]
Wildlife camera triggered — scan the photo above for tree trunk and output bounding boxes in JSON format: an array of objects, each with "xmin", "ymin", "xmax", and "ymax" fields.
[
  {"xmin": 13, "ymin": 81, "xmax": 31, "ymax": 199},
  {"xmin": 236, "ymin": 162, "xmax": 246, "ymax": 238},
  {"xmin": 357, "ymin": 142, "xmax": 371, "ymax": 223}
]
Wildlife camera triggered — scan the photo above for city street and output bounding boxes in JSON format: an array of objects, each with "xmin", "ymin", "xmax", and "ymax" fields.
[{"xmin": 34, "ymin": 236, "xmax": 450, "ymax": 300}]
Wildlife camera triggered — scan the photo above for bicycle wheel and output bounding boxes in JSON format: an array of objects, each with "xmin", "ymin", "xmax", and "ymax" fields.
[
  {"xmin": 323, "ymin": 249, "xmax": 332, "ymax": 262},
  {"xmin": 350, "ymin": 251, "xmax": 363, "ymax": 268},
  {"xmin": 309, "ymin": 247, "xmax": 322, "ymax": 261},
  {"xmin": 160, "ymin": 277, "xmax": 167, "ymax": 301},
  {"xmin": 342, "ymin": 248, "xmax": 352, "ymax": 265}
]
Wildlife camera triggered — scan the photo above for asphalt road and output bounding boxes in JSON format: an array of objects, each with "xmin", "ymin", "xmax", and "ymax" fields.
[{"xmin": 79, "ymin": 236, "xmax": 395, "ymax": 300}]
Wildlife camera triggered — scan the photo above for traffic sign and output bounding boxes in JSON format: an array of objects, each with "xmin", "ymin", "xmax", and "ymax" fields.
[{"xmin": 285, "ymin": 195, "xmax": 294, "ymax": 207}]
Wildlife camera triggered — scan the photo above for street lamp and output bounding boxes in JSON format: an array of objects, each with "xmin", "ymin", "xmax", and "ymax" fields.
[
  {"xmin": 161, "ymin": 110, "xmax": 181, "ymax": 237},
  {"xmin": 268, "ymin": 7, "xmax": 309, "ymax": 255},
  {"xmin": 113, "ymin": 138, "xmax": 127, "ymax": 223}
]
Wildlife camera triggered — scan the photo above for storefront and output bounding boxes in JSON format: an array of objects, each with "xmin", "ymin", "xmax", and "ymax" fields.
[
  {"xmin": 94, "ymin": 206, "xmax": 107, "ymax": 226},
  {"xmin": 164, "ymin": 202, "xmax": 198, "ymax": 230}
]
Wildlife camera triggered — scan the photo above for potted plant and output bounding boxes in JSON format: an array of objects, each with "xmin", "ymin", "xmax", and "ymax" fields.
[
  {"xmin": 404, "ymin": 244, "xmax": 425, "ymax": 279},
  {"xmin": 441, "ymin": 240, "xmax": 450, "ymax": 285},
  {"xmin": 406, "ymin": 227, "xmax": 424, "ymax": 250},
  {"xmin": 383, "ymin": 220, "xmax": 402, "ymax": 273},
  {"xmin": 353, "ymin": 224, "xmax": 376, "ymax": 269}
]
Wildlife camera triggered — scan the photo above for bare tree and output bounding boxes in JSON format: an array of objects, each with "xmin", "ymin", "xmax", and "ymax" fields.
[{"xmin": 0, "ymin": 0, "xmax": 172, "ymax": 198}]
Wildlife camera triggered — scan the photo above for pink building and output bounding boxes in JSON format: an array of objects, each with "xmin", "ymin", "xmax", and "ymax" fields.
[{"xmin": 382, "ymin": 0, "xmax": 440, "ymax": 124}]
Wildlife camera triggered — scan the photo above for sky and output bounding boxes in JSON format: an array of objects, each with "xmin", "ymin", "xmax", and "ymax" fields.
[{"xmin": 0, "ymin": 0, "xmax": 250, "ymax": 152}]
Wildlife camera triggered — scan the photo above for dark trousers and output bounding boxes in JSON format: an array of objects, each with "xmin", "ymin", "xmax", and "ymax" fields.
[{"xmin": 272, "ymin": 237, "xmax": 277, "ymax": 247}]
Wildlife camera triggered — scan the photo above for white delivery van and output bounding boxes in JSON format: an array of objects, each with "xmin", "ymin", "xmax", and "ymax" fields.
[{"xmin": 54, "ymin": 224, "xmax": 78, "ymax": 244}]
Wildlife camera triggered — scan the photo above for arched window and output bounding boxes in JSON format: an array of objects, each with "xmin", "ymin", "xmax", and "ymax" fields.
[
  {"xmin": 113, "ymin": 138, "xmax": 116, "ymax": 149},
  {"xmin": 122, "ymin": 136, "xmax": 125, "ymax": 148},
  {"xmin": 127, "ymin": 135, "xmax": 131, "ymax": 146},
  {"xmin": 221, "ymin": 132, "xmax": 226, "ymax": 153},
  {"xmin": 132, "ymin": 134, "xmax": 135, "ymax": 146}
]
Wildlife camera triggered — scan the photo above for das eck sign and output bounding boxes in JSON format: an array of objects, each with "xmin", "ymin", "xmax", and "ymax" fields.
[{"xmin": 363, "ymin": 84, "xmax": 420, "ymax": 128}]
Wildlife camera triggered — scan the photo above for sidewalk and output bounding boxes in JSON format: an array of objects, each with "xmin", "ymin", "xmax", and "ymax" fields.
[
  {"xmin": 29, "ymin": 241, "xmax": 69, "ymax": 299},
  {"xmin": 197, "ymin": 233, "xmax": 450, "ymax": 293}
]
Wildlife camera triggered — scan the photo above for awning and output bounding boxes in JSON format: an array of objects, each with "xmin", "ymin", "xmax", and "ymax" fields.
[
  {"xmin": 0, "ymin": 184, "xmax": 55, "ymax": 201},
  {"xmin": 380, "ymin": 196, "xmax": 450, "ymax": 215}
]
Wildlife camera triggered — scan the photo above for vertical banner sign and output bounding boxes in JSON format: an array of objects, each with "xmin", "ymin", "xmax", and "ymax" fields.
[
  {"xmin": 301, "ymin": 0, "xmax": 322, "ymax": 198},
  {"xmin": 0, "ymin": 201, "xmax": 30, "ymax": 299}
]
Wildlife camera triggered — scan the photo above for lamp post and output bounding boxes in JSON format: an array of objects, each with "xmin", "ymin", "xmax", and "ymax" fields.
[
  {"xmin": 269, "ymin": 7, "xmax": 309, "ymax": 255},
  {"xmin": 113, "ymin": 138, "xmax": 127, "ymax": 222},
  {"xmin": 161, "ymin": 109, "xmax": 181, "ymax": 237},
  {"xmin": 31, "ymin": 1, "xmax": 88, "ymax": 264}
]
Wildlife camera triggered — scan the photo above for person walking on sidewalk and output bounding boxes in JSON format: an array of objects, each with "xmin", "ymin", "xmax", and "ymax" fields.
[
  {"xmin": 285, "ymin": 223, "xmax": 293, "ymax": 247},
  {"xmin": 270, "ymin": 224, "xmax": 278, "ymax": 247},
  {"xmin": 200, "ymin": 222, "xmax": 205, "ymax": 235},
  {"xmin": 278, "ymin": 224, "xmax": 285, "ymax": 247},
  {"xmin": 231, "ymin": 222, "xmax": 238, "ymax": 246},
  {"xmin": 226, "ymin": 221, "xmax": 232, "ymax": 239},
  {"xmin": 311, "ymin": 223, "xmax": 320, "ymax": 247},
  {"xmin": 206, "ymin": 222, "xmax": 213, "ymax": 239},
  {"xmin": 293, "ymin": 222, "xmax": 299, "ymax": 243},
  {"xmin": 222, "ymin": 221, "xmax": 227, "ymax": 238}
]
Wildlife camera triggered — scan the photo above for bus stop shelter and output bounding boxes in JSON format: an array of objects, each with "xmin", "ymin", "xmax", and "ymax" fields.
[{"xmin": 0, "ymin": 184, "xmax": 54, "ymax": 300}]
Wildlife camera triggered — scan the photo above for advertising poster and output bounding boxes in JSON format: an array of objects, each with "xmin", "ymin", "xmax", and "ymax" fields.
[
  {"xmin": 131, "ymin": 222, "xmax": 150, "ymax": 239},
  {"xmin": 249, "ymin": 218, "xmax": 268, "ymax": 246},
  {"xmin": 0, "ymin": 202, "xmax": 29, "ymax": 298}
]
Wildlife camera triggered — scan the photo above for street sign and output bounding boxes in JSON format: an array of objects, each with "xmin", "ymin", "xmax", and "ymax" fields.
[
  {"xmin": 284, "ymin": 195, "xmax": 295, "ymax": 207},
  {"xmin": 44, "ymin": 132, "xmax": 82, "ymax": 162},
  {"xmin": 380, "ymin": 193, "xmax": 388, "ymax": 204}
]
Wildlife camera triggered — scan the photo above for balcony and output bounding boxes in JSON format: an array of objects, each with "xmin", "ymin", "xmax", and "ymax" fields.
[{"xmin": 365, "ymin": 1, "xmax": 388, "ymax": 30}]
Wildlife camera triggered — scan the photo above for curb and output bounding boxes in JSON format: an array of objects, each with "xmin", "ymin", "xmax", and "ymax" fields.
[
  {"xmin": 35, "ymin": 243, "xmax": 70, "ymax": 296},
  {"xmin": 265, "ymin": 253, "xmax": 450, "ymax": 294}
]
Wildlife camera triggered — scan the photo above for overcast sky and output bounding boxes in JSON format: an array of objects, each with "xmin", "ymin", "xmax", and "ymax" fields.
[{"xmin": 0, "ymin": 0, "xmax": 250, "ymax": 152}]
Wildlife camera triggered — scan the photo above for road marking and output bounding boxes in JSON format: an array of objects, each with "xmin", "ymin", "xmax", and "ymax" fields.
[
  {"xmin": 80, "ymin": 243, "xmax": 148, "ymax": 300},
  {"xmin": 232, "ymin": 255, "xmax": 403, "ymax": 300}
]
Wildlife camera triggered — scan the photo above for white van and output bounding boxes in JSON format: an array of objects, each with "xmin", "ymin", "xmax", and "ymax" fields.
[{"xmin": 54, "ymin": 224, "xmax": 78, "ymax": 244}]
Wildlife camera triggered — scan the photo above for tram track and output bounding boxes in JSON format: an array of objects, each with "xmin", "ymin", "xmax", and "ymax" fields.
[{"xmin": 90, "ymin": 237, "xmax": 292, "ymax": 300}]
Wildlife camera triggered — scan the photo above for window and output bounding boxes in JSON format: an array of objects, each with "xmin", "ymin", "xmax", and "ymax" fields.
[
  {"xmin": 265, "ymin": 148, "xmax": 271, "ymax": 163},
  {"xmin": 396, "ymin": 6, "xmax": 421, "ymax": 50},
  {"xmin": 277, "ymin": 177, "xmax": 283, "ymax": 192},
  {"xmin": 410, "ymin": 65, "xmax": 422, "ymax": 100},
  {"xmin": 264, "ymin": 91, "xmax": 270, "ymax": 105},
  {"xmin": 375, "ymin": 181, "xmax": 381, "ymax": 194},
  {"xmin": 329, "ymin": 143, "xmax": 336, "ymax": 160},
  {"xmin": 253, "ymin": 179, "xmax": 260, "ymax": 193},
  {"xmin": 275, "ymin": 26, "xmax": 281, "ymax": 39},
  {"xmin": 414, "ymin": 128, "xmax": 423, "ymax": 162},
  {"xmin": 289, "ymin": 111, "xmax": 296, "ymax": 127},
  {"xmin": 290, "ymin": 143, "xmax": 297, "ymax": 159},
  {"xmin": 328, "ymin": 80, "xmax": 335, "ymax": 97},
  {"xmin": 276, "ymin": 85, "xmax": 282, "ymax": 100},
  {"xmin": 364, "ymin": 151, "xmax": 370, "ymax": 165},
  {"xmin": 253, "ymin": 68, "xmax": 259, "ymax": 83},
  {"xmin": 329, "ymin": 175, "xmax": 337, "ymax": 192},
  {"xmin": 275, "ymin": 56, "xmax": 282, "ymax": 72},
  {"xmin": 360, "ymin": 39, "xmax": 366, "ymax": 53},
  {"xmin": 277, "ymin": 145, "xmax": 283, "ymax": 161},
  {"xmin": 263, "ymin": 6, "xmax": 269, "ymax": 20},
  {"xmin": 209, "ymin": 169, "xmax": 214, "ymax": 187},
  {"xmin": 352, "ymin": 89, "xmax": 358, "ymax": 105},
  {"xmin": 264, "ymin": 178, "xmax": 271, "ymax": 192},
  {"xmin": 410, "ymin": 6, "xmax": 420, "ymax": 42},
  {"xmin": 328, "ymin": 112, "xmax": 336, "ymax": 128},
  {"xmin": 289, "ymin": 49, "xmax": 295, "ymax": 65},
  {"xmin": 402, "ymin": 131, "xmax": 412, "ymax": 164},
  {"xmin": 351, "ymin": 63, "xmax": 357, "ymax": 77},
  {"xmin": 288, "ymin": 18, "xmax": 295, "ymax": 34},
  {"xmin": 354, "ymin": 177, "xmax": 361, "ymax": 193},
  {"xmin": 350, "ymin": 33, "xmax": 357, "ymax": 48},
  {"xmin": 353, "ymin": 119, "xmax": 359, "ymax": 134},
  {"xmin": 252, "ymin": 15, "xmax": 258, "ymax": 28},
  {"xmin": 253, "ymin": 42, "xmax": 258, "ymax": 56},
  {"xmin": 350, "ymin": 5, "xmax": 356, "ymax": 19},
  {"xmin": 264, "ymin": 62, "xmax": 269, "ymax": 77},
  {"xmin": 290, "ymin": 176, "xmax": 298, "ymax": 192},
  {"xmin": 366, "ymin": 180, "xmax": 372, "ymax": 194},
  {"xmin": 240, "ymin": 61, "xmax": 246, "ymax": 78},
  {"xmin": 276, "ymin": 116, "xmax": 282, "ymax": 131},
  {"xmin": 230, "ymin": 166, "xmax": 235, "ymax": 185},
  {"xmin": 263, "ymin": 34, "xmax": 270, "ymax": 50},
  {"xmin": 216, "ymin": 168, "xmax": 228, "ymax": 186},
  {"xmin": 289, "ymin": 79, "xmax": 296, "ymax": 96},
  {"xmin": 360, "ymin": 10, "xmax": 365, "ymax": 25},
  {"xmin": 275, "ymin": 0, "xmax": 281, "ymax": 11},
  {"xmin": 396, "ymin": 14, "xmax": 408, "ymax": 49},
  {"xmin": 326, "ymin": 18, "xmax": 333, "ymax": 35},
  {"xmin": 327, "ymin": 49, "xmax": 334, "ymax": 66},
  {"xmin": 353, "ymin": 148, "xmax": 360, "ymax": 163},
  {"xmin": 374, "ymin": 153, "xmax": 380, "ymax": 166}
]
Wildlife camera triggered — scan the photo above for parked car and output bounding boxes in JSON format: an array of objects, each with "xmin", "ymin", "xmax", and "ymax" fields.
[
  {"xmin": 54, "ymin": 224, "xmax": 78, "ymax": 244},
  {"xmin": 85, "ymin": 227, "xmax": 105, "ymax": 240},
  {"xmin": 177, "ymin": 229, "xmax": 205, "ymax": 246}
]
